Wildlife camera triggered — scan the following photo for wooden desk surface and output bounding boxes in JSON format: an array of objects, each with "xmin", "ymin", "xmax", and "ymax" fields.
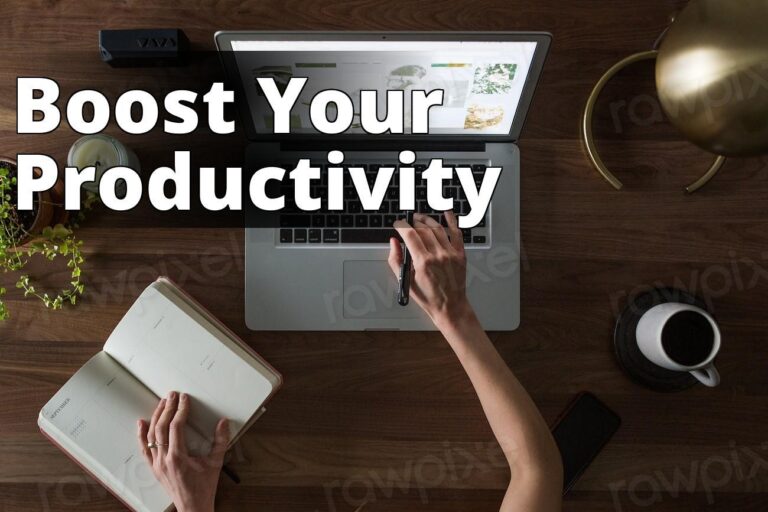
[{"xmin": 2, "ymin": 1, "xmax": 768, "ymax": 511}]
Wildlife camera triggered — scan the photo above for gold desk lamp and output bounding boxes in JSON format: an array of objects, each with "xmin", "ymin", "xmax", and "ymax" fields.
[{"xmin": 582, "ymin": 0, "xmax": 768, "ymax": 193}]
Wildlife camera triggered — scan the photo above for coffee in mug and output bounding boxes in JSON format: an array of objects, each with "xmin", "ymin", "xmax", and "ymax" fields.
[{"xmin": 636, "ymin": 303, "xmax": 721, "ymax": 387}]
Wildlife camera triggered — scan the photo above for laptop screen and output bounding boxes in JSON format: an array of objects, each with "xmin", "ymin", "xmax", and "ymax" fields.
[{"xmin": 228, "ymin": 40, "xmax": 539, "ymax": 136}]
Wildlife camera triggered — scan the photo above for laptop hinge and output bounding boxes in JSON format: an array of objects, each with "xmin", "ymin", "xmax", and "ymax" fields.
[{"xmin": 280, "ymin": 140, "xmax": 486, "ymax": 152}]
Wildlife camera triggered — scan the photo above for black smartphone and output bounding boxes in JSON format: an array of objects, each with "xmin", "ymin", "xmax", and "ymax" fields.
[{"xmin": 551, "ymin": 392, "xmax": 621, "ymax": 494}]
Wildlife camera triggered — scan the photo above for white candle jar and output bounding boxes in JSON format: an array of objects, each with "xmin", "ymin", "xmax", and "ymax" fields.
[{"xmin": 67, "ymin": 134, "xmax": 140, "ymax": 193}]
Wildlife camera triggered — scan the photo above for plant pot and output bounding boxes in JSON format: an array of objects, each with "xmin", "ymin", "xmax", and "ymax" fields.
[{"xmin": 0, "ymin": 156, "xmax": 61, "ymax": 243}]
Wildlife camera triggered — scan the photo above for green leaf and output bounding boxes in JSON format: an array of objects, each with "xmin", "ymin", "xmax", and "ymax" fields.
[{"xmin": 51, "ymin": 224, "xmax": 71, "ymax": 239}]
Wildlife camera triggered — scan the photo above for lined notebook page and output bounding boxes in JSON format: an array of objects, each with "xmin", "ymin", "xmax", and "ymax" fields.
[
  {"xmin": 38, "ymin": 352, "xmax": 172, "ymax": 512},
  {"xmin": 103, "ymin": 283, "xmax": 276, "ymax": 440}
]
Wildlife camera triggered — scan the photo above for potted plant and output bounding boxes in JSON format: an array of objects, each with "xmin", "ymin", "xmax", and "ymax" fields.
[{"xmin": 0, "ymin": 156, "xmax": 85, "ymax": 320}]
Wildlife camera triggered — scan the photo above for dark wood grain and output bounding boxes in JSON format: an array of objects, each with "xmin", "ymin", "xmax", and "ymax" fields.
[{"xmin": 2, "ymin": 0, "xmax": 768, "ymax": 511}]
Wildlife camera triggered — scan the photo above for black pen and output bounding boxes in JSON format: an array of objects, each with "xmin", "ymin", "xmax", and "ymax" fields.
[
  {"xmin": 222, "ymin": 464, "xmax": 240, "ymax": 484},
  {"xmin": 397, "ymin": 211, "xmax": 413, "ymax": 306}
]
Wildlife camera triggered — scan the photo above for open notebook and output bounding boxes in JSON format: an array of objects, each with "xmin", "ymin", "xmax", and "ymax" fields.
[{"xmin": 38, "ymin": 277, "xmax": 282, "ymax": 512}]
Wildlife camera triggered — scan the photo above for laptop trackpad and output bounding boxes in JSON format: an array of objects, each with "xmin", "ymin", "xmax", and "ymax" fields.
[{"xmin": 343, "ymin": 260, "xmax": 420, "ymax": 319}]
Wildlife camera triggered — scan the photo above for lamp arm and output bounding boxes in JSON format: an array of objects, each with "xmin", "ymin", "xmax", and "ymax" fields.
[{"xmin": 581, "ymin": 49, "xmax": 726, "ymax": 193}]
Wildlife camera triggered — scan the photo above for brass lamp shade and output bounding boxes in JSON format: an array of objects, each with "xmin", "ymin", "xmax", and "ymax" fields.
[
  {"xmin": 656, "ymin": 0, "xmax": 768, "ymax": 157},
  {"xmin": 582, "ymin": 0, "xmax": 768, "ymax": 192}
]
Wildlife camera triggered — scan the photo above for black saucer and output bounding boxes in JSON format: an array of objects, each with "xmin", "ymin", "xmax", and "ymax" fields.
[{"xmin": 614, "ymin": 287, "xmax": 705, "ymax": 392}]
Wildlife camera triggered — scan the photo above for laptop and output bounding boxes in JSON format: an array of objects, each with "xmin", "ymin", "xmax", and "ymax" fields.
[{"xmin": 215, "ymin": 31, "xmax": 551, "ymax": 330}]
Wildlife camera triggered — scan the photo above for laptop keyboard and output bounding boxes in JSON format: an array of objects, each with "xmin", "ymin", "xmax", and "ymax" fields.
[{"xmin": 278, "ymin": 162, "xmax": 490, "ymax": 245}]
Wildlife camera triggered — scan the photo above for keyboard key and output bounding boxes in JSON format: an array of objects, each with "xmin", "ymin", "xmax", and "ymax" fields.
[
  {"xmin": 280, "ymin": 215, "xmax": 311, "ymax": 228},
  {"xmin": 294, "ymin": 229, "xmax": 307, "ymax": 243},
  {"xmin": 355, "ymin": 215, "xmax": 369, "ymax": 227},
  {"xmin": 384, "ymin": 214, "xmax": 397, "ymax": 226},
  {"xmin": 349, "ymin": 201, "xmax": 362, "ymax": 213},
  {"xmin": 341, "ymin": 215, "xmax": 354, "ymax": 227},
  {"xmin": 323, "ymin": 229, "xmax": 340, "ymax": 243},
  {"xmin": 279, "ymin": 229, "xmax": 292, "ymax": 243},
  {"xmin": 342, "ymin": 229, "xmax": 399, "ymax": 244},
  {"xmin": 309, "ymin": 229, "xmax": 321, "ymax": 243},
  {"xmin": 473, "ymin": 235, "xmax": 487, "ymax": 244},
  {"xmin": 312, "ymin": 215, "xmax": 325, "ymax": 227},
  {"xmin": 416, "ymin": 187, "xmax": 427, "ymax": 200},
  {"xmin": 369, "ymin": 215, "xmax": 383, "ymax": 228},
  {"xmin": 327, "ymin": 215, "xmax": 340, "ymax": 227},
  {"xmin": 462, "ymin": 229, "xmax": 472, "ymax": 243}
]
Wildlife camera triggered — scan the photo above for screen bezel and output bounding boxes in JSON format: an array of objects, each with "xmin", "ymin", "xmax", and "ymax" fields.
[{"xmin": 214, "ymin": 31, "xmax": 551, "ymax": 143}]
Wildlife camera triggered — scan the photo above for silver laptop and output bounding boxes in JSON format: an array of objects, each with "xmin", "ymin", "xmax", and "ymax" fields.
[{"xmin": 215, "ymin": 31, "xmax": 551, "ymax": 330}]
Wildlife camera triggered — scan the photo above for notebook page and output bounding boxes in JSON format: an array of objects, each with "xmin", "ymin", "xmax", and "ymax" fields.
[
  {"xmin": 153, "ymin": 278, "xmax": 281, "ymax": 390},
  {"xmin": 38, "ymin": 352, "xmax": 172, "ymax": 512},
  {"xmin": 103, "ymin": 284, "xmax": 274, "ymax": 440}
]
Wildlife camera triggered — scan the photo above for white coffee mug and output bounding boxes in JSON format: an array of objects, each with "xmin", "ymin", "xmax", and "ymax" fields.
[{"xmin": 635, "ymin": 303, "xmax": 721, "ymax": 387}]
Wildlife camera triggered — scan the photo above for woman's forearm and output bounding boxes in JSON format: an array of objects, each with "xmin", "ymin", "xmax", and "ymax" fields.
[
  {"xmin": 436, "ymin": 307, "xmax": 563, "ymax": 491},
  {"xmin": 390, "ymin": 213, "xmax": 562, "ymax": 510}
]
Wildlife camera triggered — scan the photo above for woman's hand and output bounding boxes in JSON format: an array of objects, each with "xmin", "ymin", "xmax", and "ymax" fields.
[
  {"xmin": 389, "ymin": 211, "xmax": 476, "ymax": 329},
  {"xmin": 137, "ymin": 391, "xmax": 230, "ymax": 512}
]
